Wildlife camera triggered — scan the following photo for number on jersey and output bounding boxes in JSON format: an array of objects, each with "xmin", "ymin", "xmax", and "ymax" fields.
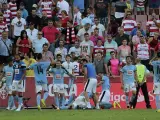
[{"xmin": 37, "ymin": 65, "xmax": 43, "ymax": 74}]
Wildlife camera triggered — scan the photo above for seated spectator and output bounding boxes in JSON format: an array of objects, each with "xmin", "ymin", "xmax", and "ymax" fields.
[
  {"xmin": 136, "ymin": 0, "xmax": 146, "ymax": 15},
  {"xmin": 73, "ymin": 6, "xmax": 82, "ymax": 27},
  {"xmin": 72, "ymin": 57, "xmax": 80, "ymax": 76},
  {"xmin": 81, "ymin": 12, "xmax": 92, "ymax": 26},
  {"xmin": 32, "ymin": 4, "xmax": 42, "ymax": 18},
  {"xmin": 90, "ymin": 28, "xmax": 104, "ymax": 46},
  {"xmin": 16, "ymin": 30, "xmax": 31, "ymax": 58},
  {"xmin": 108, "ymin": 51, "xmax": 120, "ymax": 76},
  {"xmin": 42, "ymin": 43, "xmax": 54, "ymax": 62},
  {"xmin": 92, "ymin": 17, "xmax": 105, "ymax": 37},
  {"xmin": 104, "ymin": 34, "xmax": 118, "ymax": 63},
  {"xmin": 55, "ymin": 40, "xmax": 67, "ymax": 62},
  {"xmin": 87, "ymin": 7, "xmax": 95, "ymax": 26},
  {"xmin": 61, "ymin": 10, "xmax": 69, "ymax": 28},
  {"xmin": 55, "ymin": 54, "xmax": 63, "ymax": 63},
  {"xmin": 19, "ymin": 2, "xmax": 28, "ymax": 20},
  {"xmin": 70, "ymin": 52, "xmax": 76, "ymax": 62},
  {"xmin": 68, "ymin": 41, "xmax": 81, "ymax": 57},
  {"xmin": 32, "ymin": 31, "xmax": 49, "ymax": 56},
  {"xmin": 39, "ymin": 11, "xmax": 48, "ymax": 30}
]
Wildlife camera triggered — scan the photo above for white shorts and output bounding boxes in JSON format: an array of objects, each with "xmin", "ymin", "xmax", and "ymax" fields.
[
  {"xmin": 53, "ymin": 84, "xmax": 64, "ymax": 94},
  {"xmin": 6, "ymin": 85, "xmax": 12, "ymax": 94},
  {"xmin": 36, "ymin": 84, "xmax": 48, "ymax": 93},
  {"xmin": 124, "ymin": 83, "xmax": 136, "ymax": 93},
  {"xmin": 84, "ymin": 78, "xmax": 97, "ymax": 93},
  {"xmin": 12, "ymin": 80, "xmax": 25, "ymax": 92},
  {"xmin": 153, "ymin": 83, "xmax": 160, "ymax": 94},
  {"xmin": 98, "ymin": 90, "xmax": 110, "ymax": 103}
]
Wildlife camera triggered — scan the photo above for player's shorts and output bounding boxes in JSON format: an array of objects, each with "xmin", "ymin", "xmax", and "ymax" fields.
[
  {"xmin": 136, "ymin": 7, "xmax": 145, "ymax": 11},
  {"xmin": 36, "ymin": 84, "xmax": 48, "ymax": 93},
  {"xmin": 12, "ymin": 80, "xmax": 25, "ymax": 92},
  {"xmin": 6, "ymin": 85, "xmax": 12, "ymax": 94},
  {"xmin": 53, "ymin": 84, "xmax": 64, "ymax": 94},
  {"xmin": 99, "ymin": 90, "xmax": 110, "ymax": 103},
  {"xmin": 153, "ymin": 83, "xmax": 160, "ymax": 94},
  {"xmin": 84, "ymin": 78, "xmax": 97, "ymax": 93},
  {"xmin": 124, "ymin": 83, "xmax": 136, "ymax": 93}
]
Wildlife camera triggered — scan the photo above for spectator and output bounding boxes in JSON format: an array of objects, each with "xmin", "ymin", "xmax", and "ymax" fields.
[
  {"xmin": 11, "ymin": 10, "xmax": 26, "ymax": 44},
  {"xmin": 23, "ymin": 53, "xmax": 36, "ymax": 76},
  {"xmin": 94, "ymin": 0, "xmax": 110, "ymax": 27},
  {"xmin": 81, "ymin": 12, "xmax": 92, "ymax": 26},
  {"xmin": 132, "ymin": 30, "xmax": 142, "ymax": 46},
  {"xmin": 122, "ymin": 11, "xmax": 137, "ymax": 35},
  {"xmin": 16, "ymin": 30, "xmax": 32, "ymax": 57},
  {"xmin": 115, "ymin": 27, "xmax": 130, "ymax": 46},
  {"xmin": 26, "ymin": 8, "xmax": 40, "ymax": 29},
  {"xmin": 108, "ymin": 51, "xmax": 120, "ymax": 76},
  {"xmin": 40, "ymin": 11, "xmax": 48, "ymax": 30},
  {"xmin": 26, "ymin": 22, "xmax": 38, "ymax": 42},
  {"xmin": 118, "ymin": 39, "xmax": 131, "ymax": 63},
  {"xmin": 87, "ymin": 7, "xmax": 95, "ymax": 26},
  {"xmin": 154, "ymin": 37, "xmax": 160, "ymax": 56},
  {"xmin": 92, "ymin": 17, "xmax": 105, "ymax": 37},
  {"xmin": 72, "ymin": 56, "xmax": 80, "ymax": 76},
  {"xmin": 61, "ymin": 10, "xmax": 69, "ymax": 28},
  {"xmin": 8, "ymin": 0, "xmax": 17, "ymax": 19},
  {"xmin": 90, "ymin": 28, "xmax": 104, "ymax": 46},
  {"xmin": 135, "ymin": 36, "xmax": 151, "ymax": 70},
  {"xmin": 0, "ymin": 13, "xmax": 8, "ymax": 38},
  {"xmin": 94, "ymin": 51, "xmax": 108, "ymax": 75},
  {"xmin": 149, "ymin": 0, "xmax": 160, "ymax": 15},
  {"xmin": 68, "ymin": 41, "xmax": 81, "ymax": 57},
  {"xmin": 55, "ymin": 54, "xmax": 62, "ymax": 63},
  {"xmin": 2, "ymin": 3, "xmax": 12, "ymax": 26},
  {"xmin": 104, "ymin": 34, "xmax": 118, "ymax": 63},
  {"xmin": 32, "ymin": 4, "xmax": 42, "ymax": 18},
  {"xmin": 32, "ymin": 31, "xmax": 49, "ymax": 56},
  {"xmin": 62, "ymin": 20, "xmax": 78, "ymax": 51},
  {"xmin": 19, "ymin": 2, "xmax": 28, "ymax": 20},
  {"xmin": 136, "ymin": 0, "xmax": 146, "ymax": 15},
  {"xmin": 57, "ymin": 0, "xmax": 69, "ymax": 14},
  {"xmin": 125, "ymin": 0, "xmax": 132, "ymax": 11},
  {"xmin": 77, "ymin": 23, "xmax": 93, "ymax": 42},
  {"xmin": 73, "ymin": 6, "xmax": 82, "ymax": 26},
  {"xmin": 42, "ymin": 43, "xmax": 54, "ymax": 62},
  {"xmin": 54, "ymin": 40, "xmax": 67, "ymax": 62},
  {"xmin": 80, "ymin": 33, "xmax": 94, "ymax": 59},
  {"xmin": 42, "ymin": 19, "xmax": 60, "ymax": 54},
  {"xmin": 70, "ymin": 51, "xmax": 76, "ymax": 62}
]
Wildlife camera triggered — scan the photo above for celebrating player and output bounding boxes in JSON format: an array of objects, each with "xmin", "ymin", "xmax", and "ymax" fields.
[
  {"xmin": 120, "ymin": 56, "xmax": 137, "ymax": 109},
  {"xmin": 0, "ymin": 57, "xmax": 14, "ymax": 110},
  {"xmin": 150, "ymin": 52, "xmax": 160, "ymax": 112},
  {"xmin": 28, "ymin": 53, "xmax": 51, "ymax": 111},
  {"xmin": 12, "ymin": 54, "xmax": 26, "ymax": 111},
  {"xmin": 49, "ymin": 60, "xmax": 75, "ymax": 110},
  {"xmin": 82, "ymin": 58, "xmax": 99, "ymax": 109}
]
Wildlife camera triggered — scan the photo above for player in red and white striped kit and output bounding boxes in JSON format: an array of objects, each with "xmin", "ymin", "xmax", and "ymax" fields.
[{"xmin": 8, "ymin": 0, "xmax": 17, "ymax": 19}]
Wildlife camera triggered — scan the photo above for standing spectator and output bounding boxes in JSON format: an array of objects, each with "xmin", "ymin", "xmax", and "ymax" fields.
[
  {"xmin": 42, "ymin": 43, "xmax": 54, "ymax": 62},
  {"xmin": 80, "ymin": 33, "xmax": 94, "ymax": 59},
  {"xmin": 16, "ymin": 30, "xmax": 31, "ymax": 57},
  {"xmin": 114, "ymin": 0, "xmax": 127, "ymax": 26},
  {"xmin": 94, "ymin": 51, "xmax": 108, "ymax": 76},
  {"xmin": 104, "ymin": 34, "xmax": 118, "ymax": 63},
  {"xmin": 108, "ymin": 51, "xmax": 120, "ymax": 76},
  {"xmin": 26, "ymin": 22, "xmax": 38, "ymax": 42},
  {"xmin": 92, "ymin": 17, "xmax": 105, "ymax": 37},
  {"xmin": 68, "ymin": 40, "xmax": 81, "ymax": 57},
  {"xmin": 73, "ymin": 6, "xmax": 82, "ymax": 26},
  {"xmin": 32, "ymin": 31, "xmax": 49, "ymax": 56},
  {"xmin": 55, "ymin": 40, "xmax": 67, "ymax": 62},
  {"xmin": 135, "ymin": 36, "xmax": 151, "ymax": 70},
  {"xmin": 40, "ymin": 11, "xmax": 48, "ymax": 30},
  {"xmin": 11, "ymin": 10, "xmax": 26, "ymax": 44},
  {"xmin": 26, "ymin": 8, "xmax": 40, "ymax": 29},
  {"xmin": 90, "ymin": 28, "xmax": 104, "ymax": 46},
  {"xmin": 77, "ymin": 23, "xmax": 93, "ymax": 42},
  {"xmin": 136, "ymin": 0, "xmax": 146, "ymax": 15},
  {"xmin": 87, "ymin": 7, "xmax": 95, "ymax": 26},
  {"xmin": 42, "ymin": 19, "xmax": 60, "ymax": 54},
  {"xmin": 61, "ymin": 10, "xmax": 69, "ymax": 28},
  {"xmin": 115, "ymin": 27, "xmax": 130, "ymax": 46},
  {"xmin": 0, "ymin": 13, "xmax": 8, "ymax": 38},
  {"xmin": 57, "ymin": 0, "xmax": 69, "ymax": 14},
  {"xmin": 122, "ymin": 11, "xmax": 137, "ymax": 35},
  {"xmin": 149, "ymin": 0, "xmax": 160, "ymax": 15},
  {"xmin": 146, "ymin": 13, "xmax": 160, "ymax": 37},
  {"xmin": 0, "ymin": 31, "xmax": 12, "ymax": 70},
  {"xmin": 81, "ymin": 12, "xmax": 92, "ymax": 27},
  {"xmin": 94, "ymin": 0, "xmax": 110, "ymax": 27},
  {"xmin": 39, "ymin": 0, "xmax": 54, "ymax": 18},
  {"xmin": 125, "ymin": 0, "xmax": 132, "ymax": 11},
  {"xmin": 32, "ymin": 4, "xmax": 42, "ymax": 18},
  {"xmin": 118, "ymin": 39, "xmax": 131, "ymax": 63},
  {"xmin": 19, "ymin": 2, "xmax": 28, "ymax": 20},
  {"xmin": 154, "ymin": 38, "xmax": 160, "ymax": 56},
  {"xmin": 8, "ymin": 0, "xmax": 17, "ymax": 19},
  {"xmin": 2, "ymin": 3, "xmax": 12, "ymax": 26},
  {"xmin": 132, "ymin": 30, "xmax": 141, "ymax": 47}
]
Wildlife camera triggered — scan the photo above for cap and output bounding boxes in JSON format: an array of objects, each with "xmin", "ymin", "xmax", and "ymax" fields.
[{"xmin": 32, "ymin": 4, "xmax": 38, "ymax": 8}]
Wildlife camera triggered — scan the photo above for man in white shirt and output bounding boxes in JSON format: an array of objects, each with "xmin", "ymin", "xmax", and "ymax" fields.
[
  {"xmin": 57, "ymin": 0, "xmax": 69, "ymax": 14},
  {"xmin": 92, "ymin": 17, "xmax": 105, "ymax": 37},
  {"xmin": 68, "ymin": 41, "xmax": 81, "ymax": 57},
  {"xmin": 32, "ymin": 31, "xmax": 49, "ymax": 54},
  {"xmin": 73, "ymin": 6, "xmax": 82, "ymax": 26},
  {"xmin": 26, "ymin": 22, "xmax": 38, "ymax": 42},
  {"xmin": 11, "ymin": 10, "xmax": 26, "ymax": 44}
]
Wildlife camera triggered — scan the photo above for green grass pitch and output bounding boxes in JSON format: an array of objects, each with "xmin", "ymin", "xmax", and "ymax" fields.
[{"xmin": 0, "ymin": 109, "xmax": 160, "ymax": 120}]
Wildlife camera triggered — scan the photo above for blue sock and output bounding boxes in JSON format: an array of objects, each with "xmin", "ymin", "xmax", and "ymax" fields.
[
  {"xmin": 125, "ymin": 96, "xmax": 129, "ymax": 106},
  {"xmin": 8, "ymin": 96, "xmax": 13, "ymax": 108},
  {"xmin": 37, "ymin": 94, "xmax": 41, "ymax": 106},
  {"xmin": 18, "ymin": 96, "xmax": 23, "ymax": 105},
  {"xmin": 43, "ymin": 92, "xmax": 48, "ymax": 101},
  {"xmin": 60, "ymin": 96, "xmax": 65, "ymax": 107},
  {"xmin": 155, "ymin": 95, "xmax": 160, "ymax": 109},
  {"xmin": 67, "ymin": 94, "xmax": 74, "ymax": 105},
  {"xmin": 55, "ymin": 96, "xmax": 59, "ymax": 108}
]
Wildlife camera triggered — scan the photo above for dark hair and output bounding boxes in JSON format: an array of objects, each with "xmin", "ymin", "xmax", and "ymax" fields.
[
  {"xmin": 36, "ymin": 53, "xmax": 42, "ymax": 60},
  {"xmin": 88, "ymin": 7, "xmax": 93, "ymax": 11},
  {"xmin": 68, "ymin": 20, "xmax": 73, "ymax": 24},
  {"xmin": 126, "ymin": 56, "xmax": 132, "ymax": 60},
  {"xmin": 97, "ymin": 51, "xmax": 103, "ymax": 55},
  {"xmin": 82, "ymin": 12, "xmax": 87, "ymax": 18},
  {"xmin": 84, "ymin": 33, "xmax": 89, "ymax": 36},
  {"xmin": 7, "ymin": 57, "xmax": 13, "ymax": 63},
  {"xmin": 110, "ymin": 51, "xmax": 115, "ymax": 55},
  {"xmin": 73, "ymin": 57, "xmax": 78, "ymax": 61},
  {"xmin": 157, "ymin": 52, "xmax": 160, "ymax": 58},
  {"xmin": 82, "ymin": 58, "xmax": 88, "ymax": 63},
  {"xmin": 94, "ymin": 28, "xmax": 99, "ymax": 31},
  {"xmin": 43, "ymin": 43, "xmax": 49, "ymax": 47},
  {"xmin": 56, "ymin": 54, "xmax": 62, "ymax": 58},
  {"xmin": 56, "ymin": 60, "xmax": 61, "ymax": 63},
  {"xmin": 20, "ymin": 30, "xmax": 28, "ymax": 40},
  {"xmin": 61, "ymin": 10, "xmax": 68, "ymax": 16},
  {"xmin": 48, "ymin": 19, "xmax": 53, "ymax": 23},
  {"xmin": 66, "ymin": 54, "xmax": 71, "ymax": 58},
  {"xmin": 32, "ymin": 7, "xmax": 36, "ymax": 11},
  {"xmin": 25, "ymin": 52, "xmax": 31, "ymax": 58}
]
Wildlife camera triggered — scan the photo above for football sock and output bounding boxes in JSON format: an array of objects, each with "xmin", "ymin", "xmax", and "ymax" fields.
[
  {"xmin": 125, "ymin": 96, "xmax": 129, "ymax": 106},
  {"xmin": 155, "ymin": 95, "xmax": 160, "ymax": 109},
  {"xmin": 130, "ymin": 94, "xmax": 136, "ymax": 103},
  {"xmin": 14, "ymin": 95, "xmax": 18, "ymax": 102},
  {"xmin": 67, "ymin": 94, "xmax": 74, "ymax": 105},
  {"xmin": 18, "ymin": 96, "xmax": 23, "ymax": 105},
  {"xmin": 55, "ymin": 96, "xmax": 60, "ymax": 108},
  {"xmin": 37, "ymin": 94, "xmax": 41, "ymax": 106},
  {"xmin": 8, "ymin": 96, "xmax": 14, "ymax": 108},
  {"xmin": 43, "ymin": 92, "xmax": 48, "ymax": 101}
]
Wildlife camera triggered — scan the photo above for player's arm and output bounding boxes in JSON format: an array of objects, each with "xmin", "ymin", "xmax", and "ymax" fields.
[
  {"xmin": 61, "ymin": 66, "xmax": 75, "ymax": 78},
  {"xmin": 120, "ymin": 71, "xmax": 124, "ymax": 89},
  {"xmin": 97, "ymin": 77, "xmax": 104, "ymax": 87},
  {"xmin": 83, "ymin": 67, "xmax": 88, "ymax": 84},
  {"xmin": 0, "ymin": 71, "xmax": 5, "ymax": 88},
  {"xmin": 19, "ymin": 65, "xmax": 26, "ymax": 84},
  {"xmin": 149, "ymin": 56, "xmax": 157, "ymax": 65}
]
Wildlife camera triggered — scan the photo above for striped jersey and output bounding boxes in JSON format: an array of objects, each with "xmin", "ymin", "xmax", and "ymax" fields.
[
  {"xmin": 3, "ymin": 10, "xmax": 12, "ymax": 25},
  {"xmin": 0, "ymin": 22, "xmax": 8, "ymax": 37},
  {"xmin": 136, "ymin": 0, "xmax": 145, "ymax": 8},
  {"xmin": 41, "ymin": 1, "xmax": 52, "ymax": 18},
  {"xmin": 122, "ymin": 18, "xmax": 137, "ymax": 32},
  {"xmin": 8, "ymin": 2, "xmax": 17, "ymax": 19}
]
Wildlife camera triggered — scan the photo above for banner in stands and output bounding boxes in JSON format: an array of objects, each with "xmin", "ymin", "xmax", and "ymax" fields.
[{"xmin": 0, "ymin": 77, "xmax": 156, "ymax": 109}]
